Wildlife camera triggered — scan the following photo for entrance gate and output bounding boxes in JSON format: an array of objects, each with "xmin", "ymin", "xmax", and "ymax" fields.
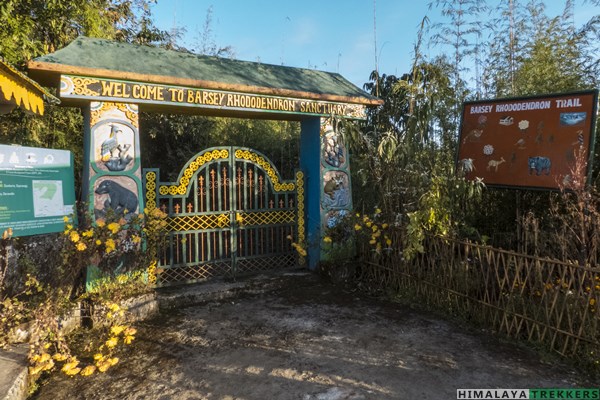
[{"xmin": 143, "ymin": 146, "xmax": 304, "ymax": 285}]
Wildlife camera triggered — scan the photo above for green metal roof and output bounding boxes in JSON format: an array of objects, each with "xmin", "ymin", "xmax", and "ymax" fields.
[{"xmin": 29, "ymin": 37, "xmax": 380, "ymax": 105}]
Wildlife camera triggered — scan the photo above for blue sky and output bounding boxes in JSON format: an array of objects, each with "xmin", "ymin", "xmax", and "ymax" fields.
[{"xmin": 151, "ymin": 1, "xmax": 597, "ymax": 89}]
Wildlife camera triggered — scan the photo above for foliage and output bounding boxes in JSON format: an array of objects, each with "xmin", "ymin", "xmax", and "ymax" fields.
[
  {"xmin": 0, "ymin": 207, "xmax": 167, "ymax": 380},
  {"xmin": 141, "ymin": 115, "xmax": 300, "ymax": 181}
]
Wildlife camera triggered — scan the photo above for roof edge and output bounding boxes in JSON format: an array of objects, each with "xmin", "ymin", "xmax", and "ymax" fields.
[
  {"xmin": 1, "ymin": 60, "xmax": 59, "ymax": 104},
  {"xmin": 28, "ymin": 60, "xmax": 383, "ymax": 106}
]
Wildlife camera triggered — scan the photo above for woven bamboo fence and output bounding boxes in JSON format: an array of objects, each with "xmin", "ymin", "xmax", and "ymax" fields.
[{"xmin": 358, "ymin": 233, "xmax": 600, "ymax": 359}]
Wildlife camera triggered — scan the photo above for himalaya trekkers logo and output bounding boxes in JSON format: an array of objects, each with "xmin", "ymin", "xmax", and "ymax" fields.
[{"xmin": 456, "ymin": 389, "xmax": 600, "ymax": 399}]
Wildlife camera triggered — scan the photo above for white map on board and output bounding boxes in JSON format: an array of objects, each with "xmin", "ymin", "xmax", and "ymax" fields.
[{"xmin": 32, "ymin": 180, "xmax": 64, "ymax": 217}]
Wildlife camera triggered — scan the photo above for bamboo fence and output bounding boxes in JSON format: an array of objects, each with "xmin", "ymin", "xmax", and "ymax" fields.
[{"xmin": 358, "ymin": 233, "xmax": 600, "ymax": 359}]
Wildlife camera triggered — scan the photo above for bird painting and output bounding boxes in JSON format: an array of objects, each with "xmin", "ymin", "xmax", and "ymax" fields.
[{"xmin": 101, "ymin": 124, "xmax": 121, "ymax": 162}]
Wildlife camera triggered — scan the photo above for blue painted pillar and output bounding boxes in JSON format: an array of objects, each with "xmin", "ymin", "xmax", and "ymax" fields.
[{"xmin": 300, "ymin": 117, "xmax": 321, "ymax": 270}]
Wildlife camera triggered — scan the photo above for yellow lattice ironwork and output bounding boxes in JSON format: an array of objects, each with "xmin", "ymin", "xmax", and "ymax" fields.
[
  {"xmin": 145, "ymin": 171, "xmax": 157, "ymax": 210},
  {"xmin": 165, "ymin": 213, "xmax": 230, "ymax": 232},
  {"xmin": 147, "ymin": 260, "xmax": 157, "ymax": 285},
  {"xmin": 235, "ymin": 149, "xmax": 295, "ymax": 192},
  {"xmin": 237, "ymin": 210, "xmax": 295, "ymax": 226},
  {"xmin": 159, "ymin": 148, "xmax": 229, "ymax": 196},
  {"xmin": 296, "ymin": 170, "xmax": 306, "ymax": 265}
]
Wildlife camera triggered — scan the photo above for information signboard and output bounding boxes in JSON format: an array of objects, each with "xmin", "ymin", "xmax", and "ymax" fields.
[
  {"xmin": 457, "ymin": 90, "xmax": 598, "ymax": 190},
  {"xmin": 0, "ymin": 145, "xmax": 76, "ymax": 237}
]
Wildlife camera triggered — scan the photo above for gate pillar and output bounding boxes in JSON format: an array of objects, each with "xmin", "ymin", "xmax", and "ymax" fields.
[
  {"xmin": 300, "ymin": 117, "xmax": 354, "ymax": 271},
  {"xmin": 299, "ymin": 118, "xmax": 322, "ymax": 270},
  {"xmin": 82, "ymin": 101, "xmax": 144, "ymax": 283}
]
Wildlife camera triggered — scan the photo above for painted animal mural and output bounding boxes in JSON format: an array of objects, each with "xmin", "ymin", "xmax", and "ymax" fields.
[
  {"xmin": 528, "ymin": 156, "xmax": 551, "ymax": 176},
  {"xmin": 322, "ymin": 172, "xmax": 350, "ymax": 208},
  {"xmin": 94, "ymin": 179, "xmax": 138, "ymax": 218}
]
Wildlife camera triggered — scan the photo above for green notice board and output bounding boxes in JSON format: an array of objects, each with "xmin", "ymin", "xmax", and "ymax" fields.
[{"xmin": 0, "ymin": 145, "xmax": 75, "ymax": 237}]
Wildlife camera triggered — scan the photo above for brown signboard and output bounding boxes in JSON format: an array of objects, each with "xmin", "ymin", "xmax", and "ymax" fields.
[{"xmin": 457, "ymin": 90, "xmax": 598, "ymax": 190}]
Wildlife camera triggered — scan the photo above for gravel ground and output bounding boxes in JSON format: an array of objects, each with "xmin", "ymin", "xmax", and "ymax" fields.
[{"xmin": 32, "ymin": 272, "xmax": 591, "ymax": 400}]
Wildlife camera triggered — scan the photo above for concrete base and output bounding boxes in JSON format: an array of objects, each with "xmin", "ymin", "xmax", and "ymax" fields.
[{"xmin": 0, "ymin": 344, "xmax": 28, "ymax": 400}]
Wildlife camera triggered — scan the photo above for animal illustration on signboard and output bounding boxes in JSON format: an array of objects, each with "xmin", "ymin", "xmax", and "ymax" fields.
[
  {"xmin": 95, "ymin": 179, "xmax": 138, "ymax": 218},
  {"xmin": 528, "ymin": 156, "xmax": 551, "ymax": 176},
  {"xmin": 459, "ymin": 158, "xmax": 475, "ymax": 173},
  {"xmin": 486, "ymin": 157, "xmax": 505, "ymax": 172}
]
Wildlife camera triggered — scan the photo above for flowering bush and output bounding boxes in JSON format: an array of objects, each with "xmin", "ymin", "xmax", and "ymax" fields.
[
  {"xmin": 0, "ymin": 206, "xmax": 168, "ymax": 380},
  {"xmin": 323, "ymin": 208, "xmax": 393, "ymax": 257}
]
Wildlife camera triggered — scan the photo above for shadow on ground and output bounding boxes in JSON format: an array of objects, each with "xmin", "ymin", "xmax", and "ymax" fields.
[{"xmin": 32, "ymin": 272, "xmax": 587, "ymax": 400}]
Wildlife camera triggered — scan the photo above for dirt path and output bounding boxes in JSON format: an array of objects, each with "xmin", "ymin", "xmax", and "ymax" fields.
[{"xmin": 32, "ymin": 272, "xmax": 588, "ymax": 400}]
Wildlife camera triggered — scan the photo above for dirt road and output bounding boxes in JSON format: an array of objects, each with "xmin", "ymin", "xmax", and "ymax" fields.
[{"xmin": 32, "ymin": 272, "xmax": 588, "ymax": 399}]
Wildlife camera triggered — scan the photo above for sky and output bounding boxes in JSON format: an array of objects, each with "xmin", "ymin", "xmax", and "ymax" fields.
[{"xmin": 150, "ymin": 0, "xmax": 597, "ymax": 90}]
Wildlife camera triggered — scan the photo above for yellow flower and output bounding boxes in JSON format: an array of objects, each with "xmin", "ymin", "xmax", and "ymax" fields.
[
  {"xmin": 124, "ymin": 327, "xmax": 137, "ymax": 336},
  {"xmin": 111, "ymin": 325, "xmax": 125, "ymax": 335},
  {"xmin": 105, "ymin": 238, "xmax": 116, "ymax": 253},
  {"xmin": 132, "ymin": 235, "xmax": 141, "ymax": 244},
  {"xmin": 80, "ymin": 365, "xmax": 96, "ymax": 376},
  {"xmin": 69, "ymin": 231, "xmax": 80, "ymax": 243},
  {"xmin": 105, "ymin": 337, "xmax": 118, "ymax": 348},
  {"xmin": 124, "ymin": 335, "xmax": 135, "ymax": 345},
  {"xmin": 354, "ymin": 224, "xmax": 362, "ymax": 231},
  {"xmin": 76, "ymin": 242, "xmax": 87, "ymax": 251},
  {"xmin": 369, "ymin": 239, "xmax": 376, "ymax": 245},
  {"xmin": 97, "ymin": 360, "xmax": 111, "ymax": 373},
  {"xmin": 107, "ymin": 222, "xmax": 120, "ymax": 234},
  {"xmin": 53, "ymin": 353, "xmax": 68, "ymax": 362},
  {"xmin": 323, "ymin": 236, "xmax": 332, "ymax": 244},
  {"xmin": 109, "ymin": 303, "xmax": 121, "ymax": 312},
  {"xmin": 96, "ymin": 218, "xmax": 106, "ymax": 227},
  {"xmin": 108, "ymin": 357, "xmax": 119, "ymax": 366},
  {"xmin": 372, "ymin": 225, "xmax": 378, "ymax": 232},
  {"xmin": 375, "ymin": 208, "xmax": 382, "ymax": 214},
  {"xmin": 65, "ymin": 367, "xmax": 81, "ymax": 376},
  {"xmin": 29, "ymin": 365, "xmax": 44, "ymax": 375},
  {"xmin": 93, "ymin": 353, "xmax": 104, "ymax": 361},
  {"xmin": 386, "ymin": 238, "xmax": 392, "ymax": 246},
  {"xmin": 96, "ymin": 239, "xmax": 102, "ymax": 246},
  {"xmin": 39, "ymin": 352, "xmax": 51, "ymax": 363},
  {"xmin": 591, "ymin": 299, "xmax": 597, "ymax": 306},
  {"xmin": 82, "ymin": 229, "xmax": 94, "ymax": 238},
  {"xmin": 61, "ymin": 359, "xmax": 80, "ymax": 373},
  {"xmin": 42, "ymin": 359, "xmax": 55, "ymax": 371},
  {"xmin": 382, "ymin": 223, "xmax": 389, "ymax": 229},
  {"xmin": 63, "ymin": 216, "xmax": 69, "ymax": 223}
]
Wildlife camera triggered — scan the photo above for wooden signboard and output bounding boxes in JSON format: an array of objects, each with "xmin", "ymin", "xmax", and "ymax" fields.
[{"xmin": 457, "ymin": 90, "xmax": 598, "ymax": 190}]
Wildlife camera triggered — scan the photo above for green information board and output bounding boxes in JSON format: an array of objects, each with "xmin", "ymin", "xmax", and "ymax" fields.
[{"xmin": 0, "ymin": 145, "xmax": 76, "ymax": 237}]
